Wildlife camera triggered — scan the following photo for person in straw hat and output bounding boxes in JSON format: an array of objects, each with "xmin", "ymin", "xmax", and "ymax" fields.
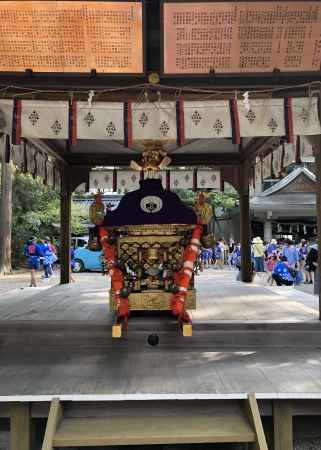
[{"xmin": 252, "ymin": 236, "xmax": 265, "ymax": 273}]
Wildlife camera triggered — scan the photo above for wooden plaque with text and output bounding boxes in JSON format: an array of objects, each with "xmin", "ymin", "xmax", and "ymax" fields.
[
  {"xmin": 0, "ymin": 1, "xmax": 144, "ymax": 74},
  {"xmin": 162, "ymin": 1, "xmax": 321, "ymax": 74}
]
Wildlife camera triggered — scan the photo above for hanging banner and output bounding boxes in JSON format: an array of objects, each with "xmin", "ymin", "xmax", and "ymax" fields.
[
  {"xmin": 197, "ymin": 170, "xmax": 221, "ymax": 190},
  {"xmin": 132, "ymin": 102, "xmax": 177, "ymax": 141},
  {"xmin": 170, "ymin": 170, "xmax": 194, "ymax": 189},
  {"xmin": 292, "ymin": 97, "xmax": 321, "ymax": 136},
  {"xmin": 46, "ymin": 160, "xmax": 54, "ymax": 187},
  {"xmin": 254, "ymin": 159, "xmax": 262, "ymax": 194},
  {"xmin": 89, "ymin": 171, "xmax": 114, "ymax": 192},
  {"xmin": 26, "ymin": 144, "xmax": 36, "ymax": 176},
  {"xmin": 0, "ymin": 1, "xmax": 144, "ymax": 74},
  {"xmin": 77, "ymin": 102, "xmax": 124, "ymax": 140},
  {"xmin": 162, "ymin": 1, "xmax": 321, "ymax": 75},
  {"xmin": 262, "ymin": 154, "xmax": 272, "ymax": 180},
  {"xmin": 283, "ymin": 143, "xmax": 296, "ymax": 168},
  {"xmin": 117, "ymin": 170, "xmax": 141, "ymax": 191},
  {"xmin": 35, "ymin": 151, "xmax": 46, "ymax": 180},
  {"xmin": 184, "ymin": 101, "xmax": 232, "ymax": 139},
  {"xmin": 238, "ymin": 99, "xmax": 285, "ymax": 137},
  {"xmin": 21, "ymin": 101, "xmax": 69, "ymax": 139},
  {"xmin": 11, "ymin": 144, "xmax": 24, "ymax": 171},
  {"xmin": 54, "ymin": 168, "xmax": 61, "ymax": 193},
  {"xmin": 300, "ymin": 136, "xmax": 315, "ymax": 162},
  {"xmin": 272, "ymin": 146, "xmax": 283, "ymax": 178},
  {"xmin": 0, "ymin": 99, "xmax": 13, "ymax": 134}
]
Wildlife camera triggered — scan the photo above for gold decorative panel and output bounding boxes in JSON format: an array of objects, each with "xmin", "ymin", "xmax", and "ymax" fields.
[{"xmin": 110, "ymin": 289, "xmax": 196, "ymax": 311}]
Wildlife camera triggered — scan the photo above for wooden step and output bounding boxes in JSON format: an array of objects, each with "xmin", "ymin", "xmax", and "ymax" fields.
[{"xmin": 42, "ymin": 396, "xmax": 268, "ymax": 449}]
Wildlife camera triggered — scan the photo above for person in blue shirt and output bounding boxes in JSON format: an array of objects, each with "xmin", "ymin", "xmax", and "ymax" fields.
[
  {"xmin": 266, "ymin": 239, "xmax": 278, "ymax": 256},
  {"xmin": 25, "ymin": 237, "xmax": 41, "ymax": 287},
  {"xmin": 272, "ymin": 256, "xmax": 295, "ymax": 286},
  {"xmin": 42, "ymin": 240, "xmax": 54, "ymax": 279},
  {"xmin": 214, "ymin": 242, "xmax": 224, "ymax": 269},
  {"xmin": 282, "ymin": 239, "xmax": 299, "ymax": 269}
]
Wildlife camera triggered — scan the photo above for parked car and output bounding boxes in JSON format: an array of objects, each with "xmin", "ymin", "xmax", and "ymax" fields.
[
  {"xmin": 71, "ymin": 236, "xmax": 89, "ymax": 249},
  {"xmin": 73, "ymin": 247, "xmax": 103, "ymax": 272}
]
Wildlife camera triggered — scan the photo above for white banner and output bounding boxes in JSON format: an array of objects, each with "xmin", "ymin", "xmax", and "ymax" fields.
[
  {"xmin": 254, "ymin": 159, "xmax": 262, "ymax": 194},
  {"xmin": 272, "ymin": 146, "xmax": 283, "ymax": 178},
  {"xmin": 184, "ymin": 101, "xmax": 232, "ymax": 139},
  {"xmin": 26, "ymin": 145, "xmax": 36, "ymax": 176},
  {"xmin": 197, "ymin": 170, "xmax": 220, "ymax": 190},
  {"xmin": 117, "ymin": 170, "xmax": 141, "ymax": 192},
  {"xmin": 300, "ymin": 136, "xmax": 314, "ymax": 162},
  {"xmin": 262, "ymin": 154, "xmax": 272, "ymax": 180},
  {"xmin": 283, "ymin": 143, "xmax": 296, "ymax": 168},
  {"xmin": 89, "ymin": 171, "xmax": 113, "ymax": 192},
  {"xmin": 21, "ymin": 101, "xmax": 69, "ymax": 139},
  {"xmin": 11, "ymin": 144, "xmax": 24, "ymax": 171},
  {"xmin": 77, "ymin": 102, "xmax": 124, "ymax": 140},
  {"xmin": 0, "ymin": 99, "xmax": 13, "ymax": 134},
  {"xmin": 46, "ymin": 160, "xmax": 54, "ymax": 187},
  {"xmin": 170, "ymin": 170, "xmax": 193, "ymax": 189},
  {"xmin": 132, "ymin": 102, "xmax": 177, "ymax": 141},
  {"xmin": 238, "ymin": 99, "xmax": 285, "ymax": 137},
  {"xmin": 54, "ymin": 169, "xmax": 61, "ymax": 193},
  {"xmin": 35, "ymin": 151, "xmax": 46, "ymax": 180},
  {"xmin": 292, "ymin": 97, "xmax": 321, "ymax": 136}
]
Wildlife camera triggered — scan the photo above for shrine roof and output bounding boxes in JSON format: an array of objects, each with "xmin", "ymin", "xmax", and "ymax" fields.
[
  {"xmin": 259, "ymin": 167, "xmax": 316, "ymax": 197},
  {"xmin": 250, "ymin": 167, "xmax": 316, "ymax": 214}
]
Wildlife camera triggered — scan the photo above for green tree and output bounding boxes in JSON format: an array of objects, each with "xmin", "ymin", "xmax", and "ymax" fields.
[
  {"xmin": 10, "ymin": 174, "xmax": 87, "ymax": 266},
  {"xmin": 174, "ymin": 189, "xmax": 238, "ymax": 216}
]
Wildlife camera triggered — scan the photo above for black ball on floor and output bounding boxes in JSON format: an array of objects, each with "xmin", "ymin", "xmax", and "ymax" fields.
[{"xmin": 147, "ymin": 334, "xmax": 159, "ymax": 346}]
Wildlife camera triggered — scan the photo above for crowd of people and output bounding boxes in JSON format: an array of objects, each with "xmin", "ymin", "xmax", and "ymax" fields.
[
  {"xmin": 200, "ymin": 237, "xmax": 318, "ymax": 287},
  {"xmin": 23, "ymin": 237, "xmax": 59, "ymax": 287}
]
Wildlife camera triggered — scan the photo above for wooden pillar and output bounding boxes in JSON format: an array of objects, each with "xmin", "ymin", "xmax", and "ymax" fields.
[
  {"xmin": 239, "ymin": 163, "xmax": 252, "ymax": 282},
  {"xmin": 10, "ymin": 403, "xmax": 33, "ymax": 450},
  {"xmin": 60, "ymin": 167, "xmax": 71, "ymax": 284},
  {"xmin": 0, "ymin": 136, "xmax": 13, "ymax": 274},
  {"xmin": 273, "ymin": 400, "xmax": 293, "ymax": 450}
]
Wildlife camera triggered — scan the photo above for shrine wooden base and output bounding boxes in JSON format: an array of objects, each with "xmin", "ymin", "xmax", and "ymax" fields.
[{"xmin": 109, "ymin": 289, "xmax": 196, "ymax": 311}]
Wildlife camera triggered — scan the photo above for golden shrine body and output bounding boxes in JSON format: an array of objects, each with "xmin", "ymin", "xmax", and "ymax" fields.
[{"xmin": 109, "ymin": 224, "xmax": 196, "ymax": 311}]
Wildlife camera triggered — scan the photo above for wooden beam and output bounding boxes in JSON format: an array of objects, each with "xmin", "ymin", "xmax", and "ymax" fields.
[
  {"xmin": 10, "ymin": 403, "xmax": 32, "ymax": 450},
  {"xmin": 42, "ymin": 398, "xmax": 63, "ymax": 450},
  {"xmin": 245, "ymin": 393, "xmax": 268, "ymax": 450},
  {"xmin": 66, "ymin": 152, "xmax": 241, "ymax": 168},
  {"xmin": 273, "ymin": 400, "xmax": 293, "ymax": 450},
  {"xmin": 239, "ymin": 162, "xmax": 252, "ymax": 282},
  {"xmin": 60, "ymin": 167, "xmax": 71, "ymax": 284}
]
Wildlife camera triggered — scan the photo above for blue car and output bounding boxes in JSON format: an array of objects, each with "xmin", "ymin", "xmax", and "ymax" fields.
[{"xmin": 73, "ymin": 247, "xmax": 103, "ymax": 272}]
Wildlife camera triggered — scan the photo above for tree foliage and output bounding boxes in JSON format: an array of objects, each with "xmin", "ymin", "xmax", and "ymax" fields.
[
  {"xmin": 174, "ymin": 189, "xmax": 238, "ymax": 214},
  {"xmin": 10, "ymin": 174, "xmax": 87, "ymax": 265}
]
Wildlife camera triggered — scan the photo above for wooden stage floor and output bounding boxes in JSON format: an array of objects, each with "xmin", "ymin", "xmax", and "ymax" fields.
[
  {"xmin": 0, "ymin": 270, "xmax": 321, "ymax": 400},
  {"xmin": 0, "ymin": 269, "xmax": 318, "ymax": 322}
]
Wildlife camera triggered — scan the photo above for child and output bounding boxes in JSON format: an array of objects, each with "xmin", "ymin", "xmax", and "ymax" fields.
[
  {"xmin": 26, "ymin": 238, "xmax": 41, "ymax": 287},
  {"xmin": 266, "ymin": 254, "xmax": 278, "ymax": 285}
]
